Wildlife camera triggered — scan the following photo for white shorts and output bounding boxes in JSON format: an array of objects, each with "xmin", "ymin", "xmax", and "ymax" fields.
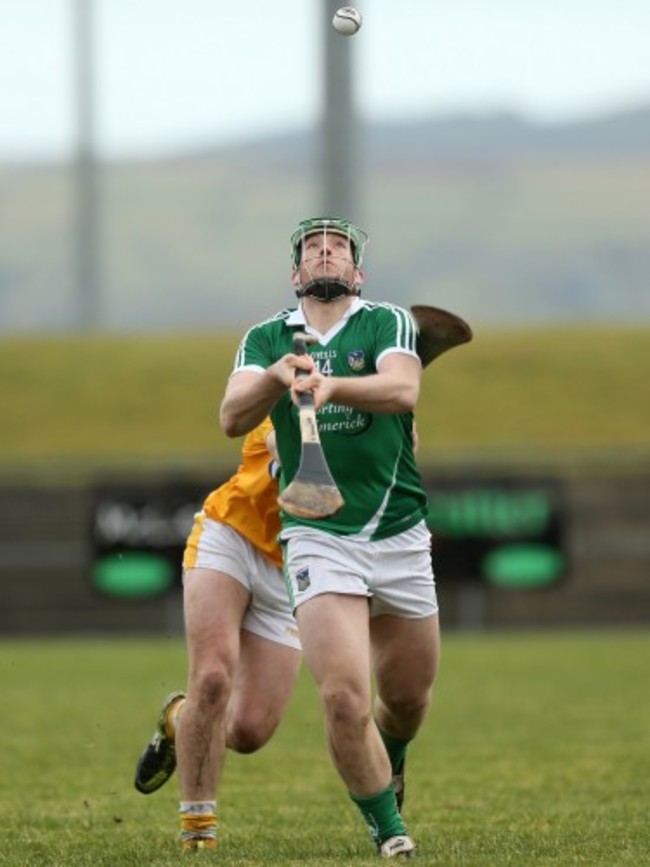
[
  {"xmin": 282, "ymin": 521, "xmax": 438, "ymax": 618},
  {"xmin": 184, "ymin": 516, "xmax": 300, "ymax": 650}
]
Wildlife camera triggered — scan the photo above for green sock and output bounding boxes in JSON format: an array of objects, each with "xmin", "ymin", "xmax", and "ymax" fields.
[
  {"xmin": 378, "ymin": 727, "xmax": 411, "ymax": 774},
  {"xmin": 350, "ymin": 785, "xmax": 406, "ymax": 844}
]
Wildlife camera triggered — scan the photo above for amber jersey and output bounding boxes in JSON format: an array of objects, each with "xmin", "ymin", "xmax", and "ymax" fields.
[{"xmin": 201, "ymin": 418, "xmax": 282, "ymax": 567}]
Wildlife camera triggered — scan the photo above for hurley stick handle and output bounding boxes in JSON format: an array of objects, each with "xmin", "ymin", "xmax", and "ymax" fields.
[{"xmin": 292, "ymin": 333, "xmax": 319, "ymax": 439}]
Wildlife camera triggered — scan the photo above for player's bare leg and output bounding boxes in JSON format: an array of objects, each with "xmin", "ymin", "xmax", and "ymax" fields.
[
  {"xmin": 134, "ymin": 632, "xmax": 300, "ymax": 789},
  {"xmin": 371, "ymin": 613, "xmax": 440, "ymax": 811},
  {"xmin": 296, "ymin": 593, "xmax": 411, "ymax": 851},
  {"xmin": 296, "ymin": 593, "xmax": 387, "ymax": 791},
  {"xmin": 175, "ymin": 568, "xmax": 250, "ymax": 851},
  {"xmin": 226, "ymin": 629, "xmax": 301, "ymax": 753}
]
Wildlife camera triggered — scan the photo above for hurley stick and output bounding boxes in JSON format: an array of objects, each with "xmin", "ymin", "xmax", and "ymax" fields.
[
  {"xmin": 277, "ymin": 333, "xmax": 345, "ymax": 519},
  {"xmin": 410, "ymin": 305, "xmax": 473, "ymax": 367}
]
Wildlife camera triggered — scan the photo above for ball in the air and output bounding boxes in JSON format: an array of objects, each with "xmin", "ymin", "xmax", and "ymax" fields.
[{"xmin": 332, "ymin": 7, "xmax": 362, "ymax": 36}]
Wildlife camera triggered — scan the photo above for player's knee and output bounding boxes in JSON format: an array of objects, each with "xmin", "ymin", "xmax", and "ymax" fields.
[
  {"xmin": 321, "ymin": 682, "xmax": 370, "ymax": 730},
  {"xmin": 381, "ymin": 688, "xmax": 431, "ymax": 721},
  {"xmin": 227, "ymin": 717, "xmax": 276, "ymax": 754},
  {"xmin": 193, "ymin": 663, "xmax": 234, "ymax": 713}
]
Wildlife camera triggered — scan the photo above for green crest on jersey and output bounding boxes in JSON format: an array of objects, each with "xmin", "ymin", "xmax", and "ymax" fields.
[{"xmin": 290, "ymin": 217, "xmax": 369, "ymax": 268}]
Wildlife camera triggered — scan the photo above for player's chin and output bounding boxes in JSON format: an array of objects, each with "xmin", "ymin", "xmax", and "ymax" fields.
[{"xmin": 323, "ymin": 265, "xmax": 353, "ymax": 281}]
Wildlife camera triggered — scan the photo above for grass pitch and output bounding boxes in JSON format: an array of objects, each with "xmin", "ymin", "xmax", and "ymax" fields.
[{"xmin": 1, "ymin": 631, "xmax": 648, "ymax": 865}]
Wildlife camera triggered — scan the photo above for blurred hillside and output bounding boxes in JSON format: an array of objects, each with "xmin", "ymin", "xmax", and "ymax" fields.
[
  {"xmin": 0, "ymin": 105, "xmax": 649, "ymax": 332},
  {"xmin": 1, "ymin": 327, "xmax": 648, "ymax": 478}
]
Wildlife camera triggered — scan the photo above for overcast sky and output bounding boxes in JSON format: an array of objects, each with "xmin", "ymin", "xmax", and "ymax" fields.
[{"xmin": 1, "ymin": 0, "xmax": 649, "ymax": 159}]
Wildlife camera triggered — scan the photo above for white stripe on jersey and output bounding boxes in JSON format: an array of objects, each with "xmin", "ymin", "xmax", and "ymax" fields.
[
  {"xmin": 365, "ymin": 301, "xmax": 418, "ymax": 352},
  {"xmin": 234, "ymin": 309, "xmax": 293, "ymax": 370}
]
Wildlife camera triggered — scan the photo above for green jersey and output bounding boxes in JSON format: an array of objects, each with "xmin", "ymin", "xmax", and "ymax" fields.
[{"xmin": 232, "ymin": 298, "xmax": 428, "ymax": 540}]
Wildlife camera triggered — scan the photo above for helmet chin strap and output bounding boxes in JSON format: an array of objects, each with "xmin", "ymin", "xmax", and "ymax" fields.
[
  {"xmin": 295, "ymin": 278, "xmax": 359, "ymax": 303},
  {"xmin": 295, "ymin": 255, "xmax": 359, "ymax": 303}
]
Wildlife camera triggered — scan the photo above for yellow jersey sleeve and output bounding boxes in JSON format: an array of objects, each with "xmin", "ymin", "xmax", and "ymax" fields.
[{"xmin": 202, "ymin": 418, "xmax": 282, "ymax": 567}]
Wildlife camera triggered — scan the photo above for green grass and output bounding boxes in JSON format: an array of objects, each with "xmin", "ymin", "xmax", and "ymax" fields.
[
  {"xmin": 1, "ymin": 632, "xmax": 648, "ymax": 865},
  {"xmin": 0, "ymin": 327, "xmax": 649, "ymax": 478}
]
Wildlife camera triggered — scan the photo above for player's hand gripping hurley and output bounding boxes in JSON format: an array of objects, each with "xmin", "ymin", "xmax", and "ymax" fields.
[{"xmin": 277, "ymin": 333, "xmax": 345, "ymax": 520}]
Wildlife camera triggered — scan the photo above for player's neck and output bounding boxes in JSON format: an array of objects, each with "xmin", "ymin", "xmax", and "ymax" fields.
[{"xmin": 302, "ymin": 296, "xmax": 354, "ymax": 336}]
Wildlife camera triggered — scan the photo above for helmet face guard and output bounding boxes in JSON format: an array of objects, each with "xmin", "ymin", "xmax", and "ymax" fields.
[{"xmin": 290, "ymin": 217, "xmax": 369, "ymax": 303}]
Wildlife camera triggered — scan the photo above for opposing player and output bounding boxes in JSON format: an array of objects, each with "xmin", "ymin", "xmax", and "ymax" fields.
[
  {"xmin": 219, "ymin": 218, "xmax": 441, "ymax": 858},
  {"xmin": 133, "ymin": 418, "xmax": 301, "ymax": 853}
]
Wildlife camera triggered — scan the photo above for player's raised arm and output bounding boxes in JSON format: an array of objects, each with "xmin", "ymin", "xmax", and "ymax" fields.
[
  {"xmin": 293, "ymin": 351, "xmax": 421, "ymax": 414},
  {"xmin": 220, "ymin": 356, "xmax": 314, "ymax": 437}
]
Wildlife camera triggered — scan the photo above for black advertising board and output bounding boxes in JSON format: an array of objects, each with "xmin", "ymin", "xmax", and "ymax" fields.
[
  {"xmin": 90, "ymin": 477, "xmax": 566, "ymax": 598},
  {"xmin": 91, "ymin": 481, "xmax": 209, "ymax": 598},
  {"xmin": 425, "ymin": 477, "xmax": 566, "ymax": 589}
]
